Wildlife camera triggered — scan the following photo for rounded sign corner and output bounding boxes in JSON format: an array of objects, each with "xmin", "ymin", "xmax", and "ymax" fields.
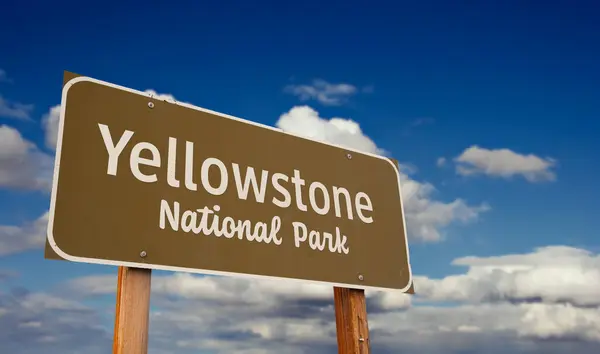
[
  {"xmin": 62, "ymin": 76, "xmax": 96, "ymax": 98},
  {"xmin": 398, "ymin": 271, "xmax": 414, "ymax": 293},
  {"xmin": 46, "ymin": 228, "xmax": 78, "ymax": 263},
  {"xmin": 383, "ymin": 157, "xmax": 401, "ymax": 176}
]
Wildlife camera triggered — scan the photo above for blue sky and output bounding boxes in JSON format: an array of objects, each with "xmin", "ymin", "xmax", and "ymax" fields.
[{"xmin": 1, "ymin": 1, "xmax": 599, "ymax": 353}]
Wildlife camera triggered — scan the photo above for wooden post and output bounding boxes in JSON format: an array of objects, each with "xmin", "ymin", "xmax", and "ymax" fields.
[
  {"xmin": 334, "ymin": 287, "xmax": 371, "ymax": 354},
  {"xmin": 113, "ymin": 266, "xmax": 152, "ymax": 354}
]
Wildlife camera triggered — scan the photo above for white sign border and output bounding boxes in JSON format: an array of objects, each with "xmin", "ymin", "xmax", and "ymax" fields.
[{"xmin": 47, "ymin": 75, "xmax": 414, "ymax": 293}]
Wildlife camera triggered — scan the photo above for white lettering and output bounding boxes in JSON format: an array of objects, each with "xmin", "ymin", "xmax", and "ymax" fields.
[
  {"xmin": 291, "ymin": 169, "xmax": 307, "ymax": 212},
  {"xmin": 99, "ymin": 124, "xmax": 378, "ymax": 258},
  {"xmin": 167, "ymin": 137, "xmax": 180, "ymax": 188},
  {"xmin": 309, "ymin": 230, "xmax": 326, "ymax": 251},
  {"xmin": 293, "ymin": 221, "xmax": 308, "ymax": 248},
  {"xmin": 270, "ymin": 216, "xmax": 283, "ymax": 245},
  {"xmin": 181, "ymin": 210, "xmax": 196, "ymax": 232},
  {"xmin": 292, "ymin": 220, "xmax": 350, "ymax": 254},
  {"xmin": 196, "ymin": 206, "xmax": 214, "ymax": 234},
  {"xmin": 271, "ymin": 173, "xmax": 291, "ymax": 208},
  {"xmin": 159, "ymin": 200, "xmax": 282, "ymax": 245},
  {"xmin": 332, "ymin": 186, "xmax": 353, "ymax": 220},
  {"xmin": 309, "ymin": 181, "xmax": 330, "ymax": 215},
  {"xmin": 323, "ymin": 232, "xmax": 334, "ymax": 252},
  {"xmin": 355, "ymin": 192, "xmax": 374, "ymax": 224},
  {"xmin": 130, "ymin": 142, "xmax": 161, "ymax": 183},
  {"xmin": 184, "ymin": 141, "xmax": 197, "ymax": 191},
  {"xmin": 335, "ymin": 226, "xmax": 350, "ymax": 254},
  {"xmin": 98, "ymin": 124, "xmax": 134, "ymax": 176},
  {"xmin": 232, "ymin": 164, "xmax": 269, "ymax": 203},
  {"xmin": 201, "ymin": 157, "xmax": 228, "ymax": 195},
  {"xmin": 222, "ymin": 217, "xmax": 236, "ymax": 238},
  {"xmin": 159, "ymin": 199, "xmax": 179, "ymax": 230},
  {"xmin": 252, "ymin": 222, "xmax": 267, "ymax": 242}
]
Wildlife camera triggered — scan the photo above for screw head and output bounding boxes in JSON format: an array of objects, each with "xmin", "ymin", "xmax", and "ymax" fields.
[
  {"xmin": 347, "ymin": 153, "xmax": 352, "ymax": 159},
  {"xmin": 140, "ymin": 251, "xmax": 147, "ymax": 258},
  {"xmin": 148, "ymin": 102, "xmax": 154, "ymax": 109},
  {"xmin": 359, "ymin": 338, "xmax": 365, "ymax": 342},
  {"xmin": 358, "ymin": 274, "xmax": 364, "ymax": 281}
]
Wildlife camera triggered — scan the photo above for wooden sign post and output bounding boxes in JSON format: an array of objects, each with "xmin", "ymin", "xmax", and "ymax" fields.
[
  {"xmin": 112, "ymin": 266, "xmax": 152, "ymax": 354},
  {"xmin": 334, "ymin": 287, "xmax": 371, "ymax": 353}
]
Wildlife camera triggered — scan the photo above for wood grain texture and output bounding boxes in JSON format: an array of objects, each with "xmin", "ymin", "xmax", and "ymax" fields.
[
  {"xmin": 113, "ymin": 266, "xmax": 152, "ymax": 354},
  {"xmin": 334, "ymin": 287, "xmax": 371, "ymax": 354}
]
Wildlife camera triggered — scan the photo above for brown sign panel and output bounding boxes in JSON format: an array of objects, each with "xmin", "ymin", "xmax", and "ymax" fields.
[{"xmin": 46, "ymin": 72, "xmax": 413, "ymax": 291}]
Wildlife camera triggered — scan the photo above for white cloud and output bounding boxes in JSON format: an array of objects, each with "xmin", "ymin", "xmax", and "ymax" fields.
[
  {"xmin": 57, "ymin": 245, "xmax": 600, "ymax": 353},
  {"xmin": 0, "ymin": 289, "xmax": 111, "ymax": 354},
  {"xmin": 276, "ymin": 105, "xmax": 384, "ymax": 155},
  {"xmin": 0, "ymin": 211, "xmax": 48, "ymax": 256},
  {"xmin": 519, "ymin": 303, "xmax": 600, "ymax": 341},
  {"xmin": 146, "ymin": 300, "xmax": 599, "ymax": 353},
  {"xmin": 0, "ymin": 125, "xmax": 53, "ymax": 191},
  {"xmin": 147, "ymin": 245, "xmax": 600, "ymax": 346},
  {"xmin": 415, "ymin": 246, "xmax": 600, "ymax": 307},
  {"xmin": 15, "ymin": 281, "xmax": 587, "ymax": 354},
  {"xmin": 284, "ymin": 79, "xmax": 359, "ymax": 106},
  {"xmin": 454, "ymin": 146, "xmax": 557, "ymax": 182},
  {"xmin": 144, "ymin": 89, "xmax": 177, "ymax": 102},
  {"xmin": 66, "ymin": 272, "xmax": 411, "ymax": 312},
  {"xmin": 41, "ymin": 105, "xmax": 60, "ymax": 150},
  {"xmin": 58, "ymin": 245, "xmax": 600, "ymax": 314},
  {"xmin": 436, "ymin": 157, "xmax": 447, "ymax": 167},
  {"xmin": 400, "ymin": 187, "xmax": 490, "ymax": 242},
  {"xmin": 0, "ymin": 95, "xmax": 33, "ymax": 120},
  {"xmin": 372, "ymin": 303, "xmax": 600, "ymax": 351},
  {"xmin": 276, "ymin": 106, "xmax": 489, "ymax": 242}
]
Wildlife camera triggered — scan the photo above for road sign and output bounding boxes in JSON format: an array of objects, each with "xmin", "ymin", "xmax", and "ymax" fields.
[{"xmin": 46, "ymin": 72, "xmax": 412, "ymax": 291}]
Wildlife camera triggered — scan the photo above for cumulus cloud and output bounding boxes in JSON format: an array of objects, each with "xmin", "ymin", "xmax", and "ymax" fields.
[
  {"xmin": 277, "ymin": 106, "xmax": 489, "ymax": 242},
  {"xmin": 284, "ymin": 79, "xmax": 360, "ymax": 106},
  {"xmin": 0, "ymin": 125, "xmax": 53, "ymax": 192},
  {"xmin": 67, "ymin": 272, "xmax": 411, "ymax": 313},
  {"xmin": 147, "ymin": 300, "xmax": 599, "ymax": 353},
  {"xmin": 0, "ymin": 95, "xmax": 34, "ymax": 120},
  {"xmin": 454, "ymin": 146, "xmax": 557, "ymax": 182},
  {"xmin": 373, "ymin": 303, "xmax": 600, "ymax": 352},
  {"xmin": 416, "ymin": 246, "xmax": 600, "ymax": 307},
  {"xmin": 41, "ymin": 105, "xmax": 60, "ymax": 150},
  {"xmin": 276, "ymin": 105, "xmax": 385, "ymax": 155},
  {"xmin": 0, "ymin": 211, "xmax": 48, "ymax": 257},
  {"xmin": 64, "ymin": 272, "xmax": 409, "ymax": 353},
  {"xmin": 55, "ymin": 245, "xmax": 600, "ymax": 353},
  {"xmin": 519, "ymin": 303, "xmax": 600, "ymax": 341},
  {"xmin": 400, "ymin": 183, "xmax": 490, "ymax": 241},
  {"xmin": 0, "ymin": 289, "xmax": 111, "ymax": 354}
]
